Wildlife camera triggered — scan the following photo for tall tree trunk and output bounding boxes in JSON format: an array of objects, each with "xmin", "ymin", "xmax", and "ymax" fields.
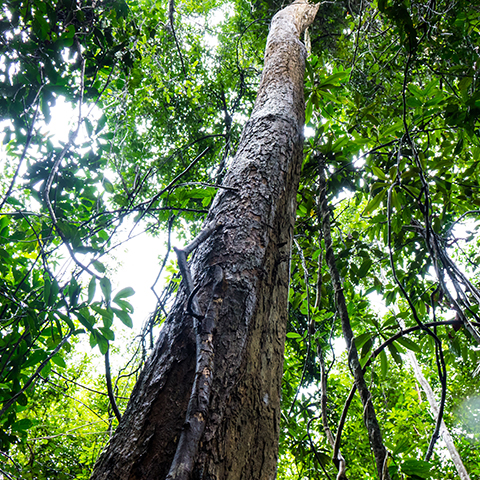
[
  {"xmin": 91, "ymin": 1, "xmax": 318, "ymax": 479},
  {"xmin": 408, "ymin": 352, "xmax": 471, "ymax": 480}
]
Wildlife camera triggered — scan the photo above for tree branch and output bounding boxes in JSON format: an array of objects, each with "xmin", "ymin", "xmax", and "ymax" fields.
[
  {"xmin": 105, "ymin": 347, "xmax": 122, "ymax": 422},
  {"xmin": 319, "ymin": 157, "xmax": 390, "ymax": 480}
]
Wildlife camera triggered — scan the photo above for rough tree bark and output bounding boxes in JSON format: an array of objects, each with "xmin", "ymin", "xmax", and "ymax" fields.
[{"xmin": 91, "ymin": 1, "xmax": 318, "ymax": 479}]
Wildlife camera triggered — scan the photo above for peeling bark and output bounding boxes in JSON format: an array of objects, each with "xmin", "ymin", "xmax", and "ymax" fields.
[{"xmin": 91, "ymin": 2, "xmax": 318, "ymax": 479}]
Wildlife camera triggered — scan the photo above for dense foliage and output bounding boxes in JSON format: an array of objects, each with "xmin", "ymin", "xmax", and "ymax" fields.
[{"xmin": 1, "ymin": 0, "xmax": 479, "ymax": 478}]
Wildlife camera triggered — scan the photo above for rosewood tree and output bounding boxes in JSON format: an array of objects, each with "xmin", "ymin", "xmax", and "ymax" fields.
[
  {"xmin": 2, "ymin": 0, "xmax": 480, "ymax": 478},
  {"xmin": 91, "ymin": 1, "xmax": 319, "ymax": 478}
]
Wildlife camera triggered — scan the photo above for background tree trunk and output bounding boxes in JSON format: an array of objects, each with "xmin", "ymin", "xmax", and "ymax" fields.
[
  {"xmin": 91, "ymin": 2, "xmax": 318, "ymax": 479},
  {"xmin": 408, "ymin": 352, "xmax": 471, "ymax": 480}
]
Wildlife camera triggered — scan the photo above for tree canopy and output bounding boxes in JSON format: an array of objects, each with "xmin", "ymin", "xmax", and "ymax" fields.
[{"xmin": 1, "ymin": 0, "xmax": 480, "ymax": 478}]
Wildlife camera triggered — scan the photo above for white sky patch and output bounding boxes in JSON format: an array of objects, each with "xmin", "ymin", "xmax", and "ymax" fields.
[
  {"xmin": 42, "ymin": 95, "xmax": 104, "ymax": 147},
  {"xmin": 43, "ymin": 96, "xmax": 78, "ymax": 146},
  {"xmin": 112, "ymin": 224, "xmax": 169, "ymax": 328},
  {"xmin": 204, "ymin": 5, "xmax": 233, "ymax": 48},
  {"xmin": 183, "ymin": 3, "xmax": 232, "ymax": 50},
  {"xmin": 353, "ymin": 154, "xmax": 366, "ymax": 169},
  {"xmin": 304, "ymin": 125, "xmax": 315, "ymax": 138},
  {"xmin": 209, "ymin": 4, "xmax": 233, "ymax": 27},
  {"xmin": 455, "ymin": 396, "xmax": 480, "ymax": 438},
  {"xmin": 333, "ymin": 335, "xmax": 347, "ymax": 354},
  {"xmin": 0, "ymin": 55, "xmax": 6, "ymax": 83},
  {"xmin": 64, "ymin": 221, "xmax": 173, "ymax": 365},
  {"xmin": 367, "ymin": 290, "xmax": 389, "ymax": 318}
]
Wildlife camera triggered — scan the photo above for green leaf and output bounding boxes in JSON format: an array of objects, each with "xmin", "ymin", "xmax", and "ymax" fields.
[
  {"xmin": 92, "ymin": 260, "xmax": 106, "ymax": 273},
  {"xmin": 379, "ymin": 349, "xmax": 388, "ymax": 377},
  {"xmin": 64, "ymin": 24, "xmax": 76, "ymax": 38},
  {"xmin": 391, "ymin": 189, "xmax": 402, "ymax": 210},
  {"xmin": 103, "ymin": 179, "xmax": 114, "ymax": 193},
  {"xmin": 98, "ymin": 326, "xmax": 115, "ymax": 341},
  {"xmin": 313, "ymin": 450, "xmax": 331, "ymax": 467},
  {"xmin": 88, "ymin": 277, "xmax": 96, "ymax": 303},
  {"xmin": 95, "ymin": 114, "xmax": 107, "ymax": 134},
  {"xmin": 96, "ymin": 332, "xmax": 109, "ymax": 354},
  {"xmin": 286, "ymin": 332, "xmax": 302, "ymax": 339},
  {"xmin": 358, "ymin": 258, "xmax": 373, "ymax": 277},
  {"xmin": 6, "ymin": 197, "xmax": 22, "ymax": 207},
  {"xmin": 44, "ymin": 277, "xmax": 51, "ymax": 305},
  {"xmin": 382, "ymin": 120, "xmax": 403, "ymax": 137},
  {"xmin": 401, "ymin": 459, "xmax": 432, "ymax": 478},
  {"xmin": 113, "ymin": 298, "xmax": 134, "ymax": 313},
  {"xmin": 76, "ymin": 311, "xmax": 95, "ymax": 333},
  {"xmin": 12, "ymin": 418, "xmax": 33, "ymax": 432},
  {"xmin": 395, "ymin": 336, "xmax": 421, "ymax": 353},
  {"xmin": 393, "ymin": 436, "xmax": 413, "ymax": 455},
  {"xmin": 388, "ymin": 342, "xmax": 403, "ymax": 365},
  {"xmin": 305, "ymin": 96, "xmax": 313, "ymax": 124},
  {"xmin": 364, "ymin": 190, "xmax": 386, "ymax": 215},
  {"xmin": 319, "ymin": 71, "xmax": 349, "ymax": 85},
  {"xmin": 458, "ymin": 76, "xmax": 472, "ymax": 93},
  {"xmin": 100, "ymin": 277, "xmax": 112, "ymax": 303},
  {"xmin": 89, "ymin": 332, "xmax": 98, "ymax": 348},
  {"xmin": 406, "ymin": 96, "xmax": 422, "ymax": 108},
  {"xmin": 113, "ymin": 287, "xmax": 135, "ymax": 302},
  {"xmin": 354, "ymin": 332, "xmax": 372, "ymax": 349},
  {"xmin": 85, "ymin": 118, "xmax": 94, "ymax": 137},
  {"xmin": 317, "ymin": 89, "xmax": 342, "ymax": 104},
  {"xmin": 371, "ymin": 166, "xmax": 386, "ymax": 180},
  {"xmin": 382, "ymin": 316, "xmax": 398, "ymax": 330},
  {"xmin": 17, "ymin": 393, "xmax": 28, "ymax": 407},
  {"xmin": 68, "ymin": 276, "xmax": 81, "ymax": 307},
  {"xmin": 112, "ymin": 308, "xmax": 133, "ymax": 328},
  {"xmin": 92, "ymin": 305, "xmax": 114, "ymax": 328},
  {"xmin": 360, "ymin": 343, "xmax": 373, "ymax": 368},
  {"xmin": 41, "ymin": 362, "xmax": 51, "ymax": 377},
  {"xmin": 55, "ymin": 311, "xmax": 75, "ymax": 330},
  {"xmin": 51, "ymin": 354, "xmax": 66, "ymax": 368}
]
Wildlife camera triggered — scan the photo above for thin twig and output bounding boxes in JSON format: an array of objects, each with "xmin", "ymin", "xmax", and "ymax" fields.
[
  {"xmin": 51, "ymin": 369, "xmax": 129, "ymax": 399},
  {"xmin": 42, "ymin": 55, "xmax": 98, "ymax": 278},
  {"xmin": 0, "ymin": 84, "xmax": 43, "ymax": 211},
  {"xmin": 134, "ymin": 147, "xmax": 211, "ymax": 228},
  {"xmin": 167, "ymin": 0, "xmax": 187, "ymax": 76},
  {"xmin": 288, "ymin": 238, "xmax": 313, "ymax": 417},
  {"xmin": 28, "ymin": 419, "xmax": 114, "ymax": 441},
  {"xmin": 168, "ymin": 234, "xmax": 220, "ymax": 480},
  {"xmin": 151, "ymin": 215, "xmax": 175, "ymax": 301},
  {"xmin": 306, "ymin": 416, "xmax": 334, "ymax": 480}
]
